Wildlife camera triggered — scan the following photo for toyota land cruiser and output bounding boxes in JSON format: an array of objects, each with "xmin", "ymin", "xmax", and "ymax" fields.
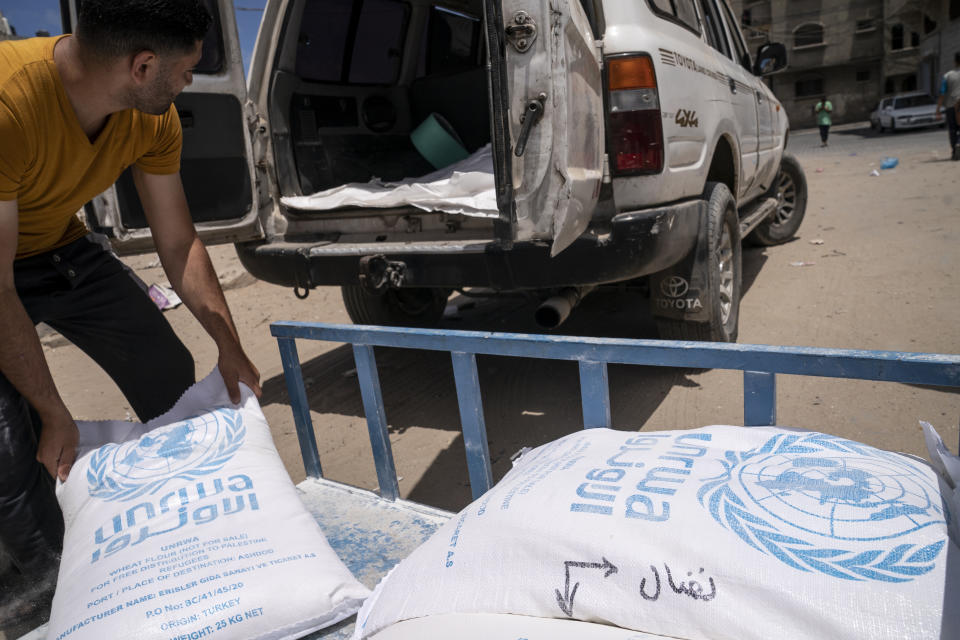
[{"xmin": 74, "ymin": 0, "xmax": 806, "ymax": 342}]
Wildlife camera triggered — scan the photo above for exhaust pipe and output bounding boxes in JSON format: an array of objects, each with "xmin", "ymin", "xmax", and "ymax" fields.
[{"xmin": 535, "ymin": 286, "xmax": 596, "ymax": 329}]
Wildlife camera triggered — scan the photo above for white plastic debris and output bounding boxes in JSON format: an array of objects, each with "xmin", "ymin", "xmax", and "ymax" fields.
[{"xmin": 147, "ymin": 283, "xmax": 181, "ymax": 310}]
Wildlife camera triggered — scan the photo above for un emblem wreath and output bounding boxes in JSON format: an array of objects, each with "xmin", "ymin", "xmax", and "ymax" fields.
[
  {"xmin": 86, "ymin": 408, "xmax": 246, "ymax": 502},
  {"xmin": 696, "ymin": 432, "xmax": 949, "ymax": 583}
]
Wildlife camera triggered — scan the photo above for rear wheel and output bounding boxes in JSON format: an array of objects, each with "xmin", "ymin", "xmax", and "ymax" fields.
[
  {"xmin": 341, "ymin": 286, "xmax": 449, "ymax": 327},
  {"xmin": 747, "ymin": 153, "xmax": 807, "ymax": 246},
  {"xmin": 656, "ymin": 182, "xmax": 741, "ymax": 343}
]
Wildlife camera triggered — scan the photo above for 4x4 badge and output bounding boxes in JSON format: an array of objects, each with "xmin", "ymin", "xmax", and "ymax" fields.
[{"xmin": 675, "ymin": 109, "xmax": 699, "ymax": 128}]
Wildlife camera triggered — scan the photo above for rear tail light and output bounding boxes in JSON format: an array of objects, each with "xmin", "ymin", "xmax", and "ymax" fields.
[{"xmin": 607, "ymin": 54, "xmax": 663, "ymax": 175}]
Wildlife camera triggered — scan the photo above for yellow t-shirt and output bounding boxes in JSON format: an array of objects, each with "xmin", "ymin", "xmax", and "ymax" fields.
[{"xmin": 0, "ymin": 36, "xmax": 182, "ymax": 258}]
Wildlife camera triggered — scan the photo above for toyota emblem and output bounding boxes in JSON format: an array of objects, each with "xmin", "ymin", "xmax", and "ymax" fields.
[{"xmin": 661, "ymin": 276, "xmax": 689, "ymax": 298}]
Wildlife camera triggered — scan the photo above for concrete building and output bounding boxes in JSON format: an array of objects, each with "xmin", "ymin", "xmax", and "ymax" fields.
[
  {"xmin": 917, "ymin": 0, "xmax": 960, "ymax": 95},
  {"xmin": 731, "ymin": 0, "xmax": 940, "ymax": 127}
]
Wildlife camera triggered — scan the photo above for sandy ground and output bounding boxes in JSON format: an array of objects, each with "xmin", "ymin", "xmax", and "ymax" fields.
[{"xmin": 36, "ymin": 124, "xmax": 960, "ymax": 516}]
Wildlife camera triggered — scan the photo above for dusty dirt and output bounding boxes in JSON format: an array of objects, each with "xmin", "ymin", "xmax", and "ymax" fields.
[{"xmin": 40, "ymin": 128, "xmax": 960, "ymax": 514}]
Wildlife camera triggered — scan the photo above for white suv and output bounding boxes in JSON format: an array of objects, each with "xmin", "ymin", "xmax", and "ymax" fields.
[{"xmin": 77, "ymin": 0, "xmax": 806, "ymax": 342}]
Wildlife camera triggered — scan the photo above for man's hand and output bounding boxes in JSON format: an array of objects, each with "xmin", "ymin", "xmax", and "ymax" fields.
[
  {"xmin": 35, "ymin": 410, "xmax": 78, "ymax": 482},
  {"xmin": 1, "ymin": 199, "xmax": 78, "ymax": 481},
  {"xmin": 218, "ymin": 342, "xmax": 261, "ymax": 404}
]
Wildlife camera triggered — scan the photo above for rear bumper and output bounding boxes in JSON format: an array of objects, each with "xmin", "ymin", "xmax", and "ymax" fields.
[{"xmin": 237, "ymin": 200, "xmax": 703, "ymax": 290}]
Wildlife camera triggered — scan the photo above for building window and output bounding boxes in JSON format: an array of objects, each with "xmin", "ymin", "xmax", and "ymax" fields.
[
  {"xmin": 891, "ymin": 23, "xmax": 904, "ymax": 50},
  {"xmin": 911, "ymin": 31, "xmax": 919, "ymax": 47},
  {"xmin": 856, "ymin": 69, "xmax": 871, "ymax": 82},
  {"xmin": 742, "ymin": 8, "xmax": 752, "ymax": 25},
  {"xmin": 885, "ymin": 77, "xmax": 895, "ymax": 93},
  {"xmin": 795, "ymin": 77, "xmax": 824, "ymax": 98},
  {"xmin": 924, "ymin": 14, "xmax": 938, "ymax": 34},
  {"xmin": 794, "ymin": 23, "xmax": 824, "ymax": 48},
  {"xmin": 855, "ymin": 19, "xmax": 876, "ymax": 33},
  {"xmin": 951, "ymin": 0, "xmax": 960, "ymax": 21},
  {"xmin": 902, "ymin": 75, "xmax": 917, "ymax": 92}
]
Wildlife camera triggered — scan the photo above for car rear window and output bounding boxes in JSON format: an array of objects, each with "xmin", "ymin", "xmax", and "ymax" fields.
[
  {"xmin": 416, "ymin": 6, "xmax": 484, "ymax": 77},
  {"xmin": 893, "ymin": 95, "xmax": 934, "ymax": 109},
  {"xmin": 648, "ymin": 0, "xmax": 701, "ymax": 34},
  {"xmin": 295, "ymin": 0, "xmax": 411, "ymax": 85}
]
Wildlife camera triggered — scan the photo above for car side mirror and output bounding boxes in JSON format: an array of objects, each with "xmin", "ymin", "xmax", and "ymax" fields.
[{"xmin": 754, "ymin": 42, "xmax": 787, "ymax": 76}]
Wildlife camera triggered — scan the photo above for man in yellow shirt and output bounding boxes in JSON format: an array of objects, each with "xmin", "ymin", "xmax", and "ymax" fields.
[{"xmin": 0, "ymin": 0, "xmax": 260, "ymax": 624}]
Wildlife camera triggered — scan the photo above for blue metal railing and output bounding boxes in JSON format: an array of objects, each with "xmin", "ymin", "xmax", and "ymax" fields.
[{"xmin": 271, "ymin": 322, "xmax": 960, "ymax": 502}]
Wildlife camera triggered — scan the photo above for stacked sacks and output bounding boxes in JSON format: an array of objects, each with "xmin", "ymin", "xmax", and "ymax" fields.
[
  {"xmin": 354, "ymin": 426, "xmax": 959, "ymax": 640},
  {"xmin": 47, "ymin": 370, "xmax": 370, "ymax": 640}
]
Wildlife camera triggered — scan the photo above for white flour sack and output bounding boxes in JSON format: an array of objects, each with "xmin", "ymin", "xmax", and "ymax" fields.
[
  {"xmin": 47, "ymin": 370, "xmax": 370, "ymax": 640},
  {"xmin": 355, "ymin": 426, "xmax": 959, "ymax": 640}
]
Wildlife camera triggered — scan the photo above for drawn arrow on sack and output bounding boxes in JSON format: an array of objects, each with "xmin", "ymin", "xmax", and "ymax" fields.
[{"xmin": 554, "ymin": 557, "xmax": 619, "ymax": 617}]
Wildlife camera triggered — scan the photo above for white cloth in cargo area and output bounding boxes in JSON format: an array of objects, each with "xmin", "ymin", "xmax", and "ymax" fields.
[
  {"xmin": 353, "ymin": 425, "xmax": 960, "ymax": 640},
  {"xmin": 47, "ymin": 369, "xmax": 370, "ymax": 640},
  {"xmin": 280, "ymin": 144, "xmax": 497, "ymax": 217}
]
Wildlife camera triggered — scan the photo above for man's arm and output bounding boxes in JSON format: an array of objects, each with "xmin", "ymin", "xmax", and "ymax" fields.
[
  {"xmin": 0, "ymin": 199, "xmax": 78, "ymax": 480},
  {"xmin": 132, "ymin": 168, "xmax": 260, "ymax": 402}
]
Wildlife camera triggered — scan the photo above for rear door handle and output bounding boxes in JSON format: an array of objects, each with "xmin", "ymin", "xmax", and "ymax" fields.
[{"xmin": 728, "ymin": 77, "xmax": 737, "ymax": 94}]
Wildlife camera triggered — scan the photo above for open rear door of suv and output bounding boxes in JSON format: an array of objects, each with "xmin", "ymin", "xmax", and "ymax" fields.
[
  {"xmin": 68, "ymin": 0, "xmax": 263, "ymax": 255},
  {"xmin": 490, "ymin": 0, "xmax": 604, "ymax": 256}
]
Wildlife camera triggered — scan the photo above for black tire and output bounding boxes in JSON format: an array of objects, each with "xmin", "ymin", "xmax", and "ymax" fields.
[
  {"xmin": 656, "ymin": 182, "xmax": 742, "ymax": 343},
  {"xmin": 341, "ymin": 286, "xmax": 449, "ymax": 327},
  {"xmin": 747, "ymin": 153, "xmax": 807, "ymax": 246}
]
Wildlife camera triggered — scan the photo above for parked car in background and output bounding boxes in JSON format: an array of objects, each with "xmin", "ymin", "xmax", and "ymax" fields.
[{"xmin": 871, "ymin": 93, "xmax": 944, "ymax": 132}]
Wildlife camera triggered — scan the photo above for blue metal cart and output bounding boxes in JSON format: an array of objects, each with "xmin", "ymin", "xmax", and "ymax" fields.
[{"xmin": 265, "ymin": 322, "xmax": 960, "ymax": 640}]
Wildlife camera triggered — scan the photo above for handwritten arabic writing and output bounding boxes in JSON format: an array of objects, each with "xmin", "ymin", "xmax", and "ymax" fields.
[
  {"xmin": 555, "ymin": 557, "xmax": 717, "ymax": 617},
  {"xmin": 641, "ymin": 564, "xmax": 717, "ymax": 602}
]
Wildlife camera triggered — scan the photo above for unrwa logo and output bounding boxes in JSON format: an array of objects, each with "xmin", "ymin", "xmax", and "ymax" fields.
[
  {"xmin": 697, "ymin": 432, "xmax": 949, "ymax": 582},
  {"xmin": 86, "ymin": 408, "xmax": 245, "ymax": 502}
]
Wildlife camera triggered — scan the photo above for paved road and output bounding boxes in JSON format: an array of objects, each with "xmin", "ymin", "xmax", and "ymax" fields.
[{"xmin": 787, "ymin": 121, "xmax": 951, "ymax": 157}]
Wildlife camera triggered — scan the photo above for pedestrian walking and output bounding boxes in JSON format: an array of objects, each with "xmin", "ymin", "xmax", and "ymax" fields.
[
  {"xmin": 814, "ymin": 96, "xmax": 833, "ymax": 147},
  {"xmin": 0, "ymin": 0, "xmax": 261, "ymax": 626},
  {"xmin": 935, "ymin": 52, "xmax": 960, "ymax": 161}
]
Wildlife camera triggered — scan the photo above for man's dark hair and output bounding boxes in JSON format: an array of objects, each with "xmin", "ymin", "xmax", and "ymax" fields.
[{"xmin": 76, "ymin": 0, "xmax": 212, "ymax": 61}]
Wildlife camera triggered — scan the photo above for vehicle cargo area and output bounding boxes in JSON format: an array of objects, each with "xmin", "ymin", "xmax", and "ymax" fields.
[{"xmin": 268, "ymin": 0, "xmax": 499, "ymax": 240}]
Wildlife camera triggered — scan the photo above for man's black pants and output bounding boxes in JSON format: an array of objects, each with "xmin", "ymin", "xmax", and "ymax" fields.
[
  {"xmin": 0, "ymin": 235, "xmax": 195, "ymax": 575},
  {"xmin": 947, "ymin": 107, "xmax": 958, "ymax": 150}
]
